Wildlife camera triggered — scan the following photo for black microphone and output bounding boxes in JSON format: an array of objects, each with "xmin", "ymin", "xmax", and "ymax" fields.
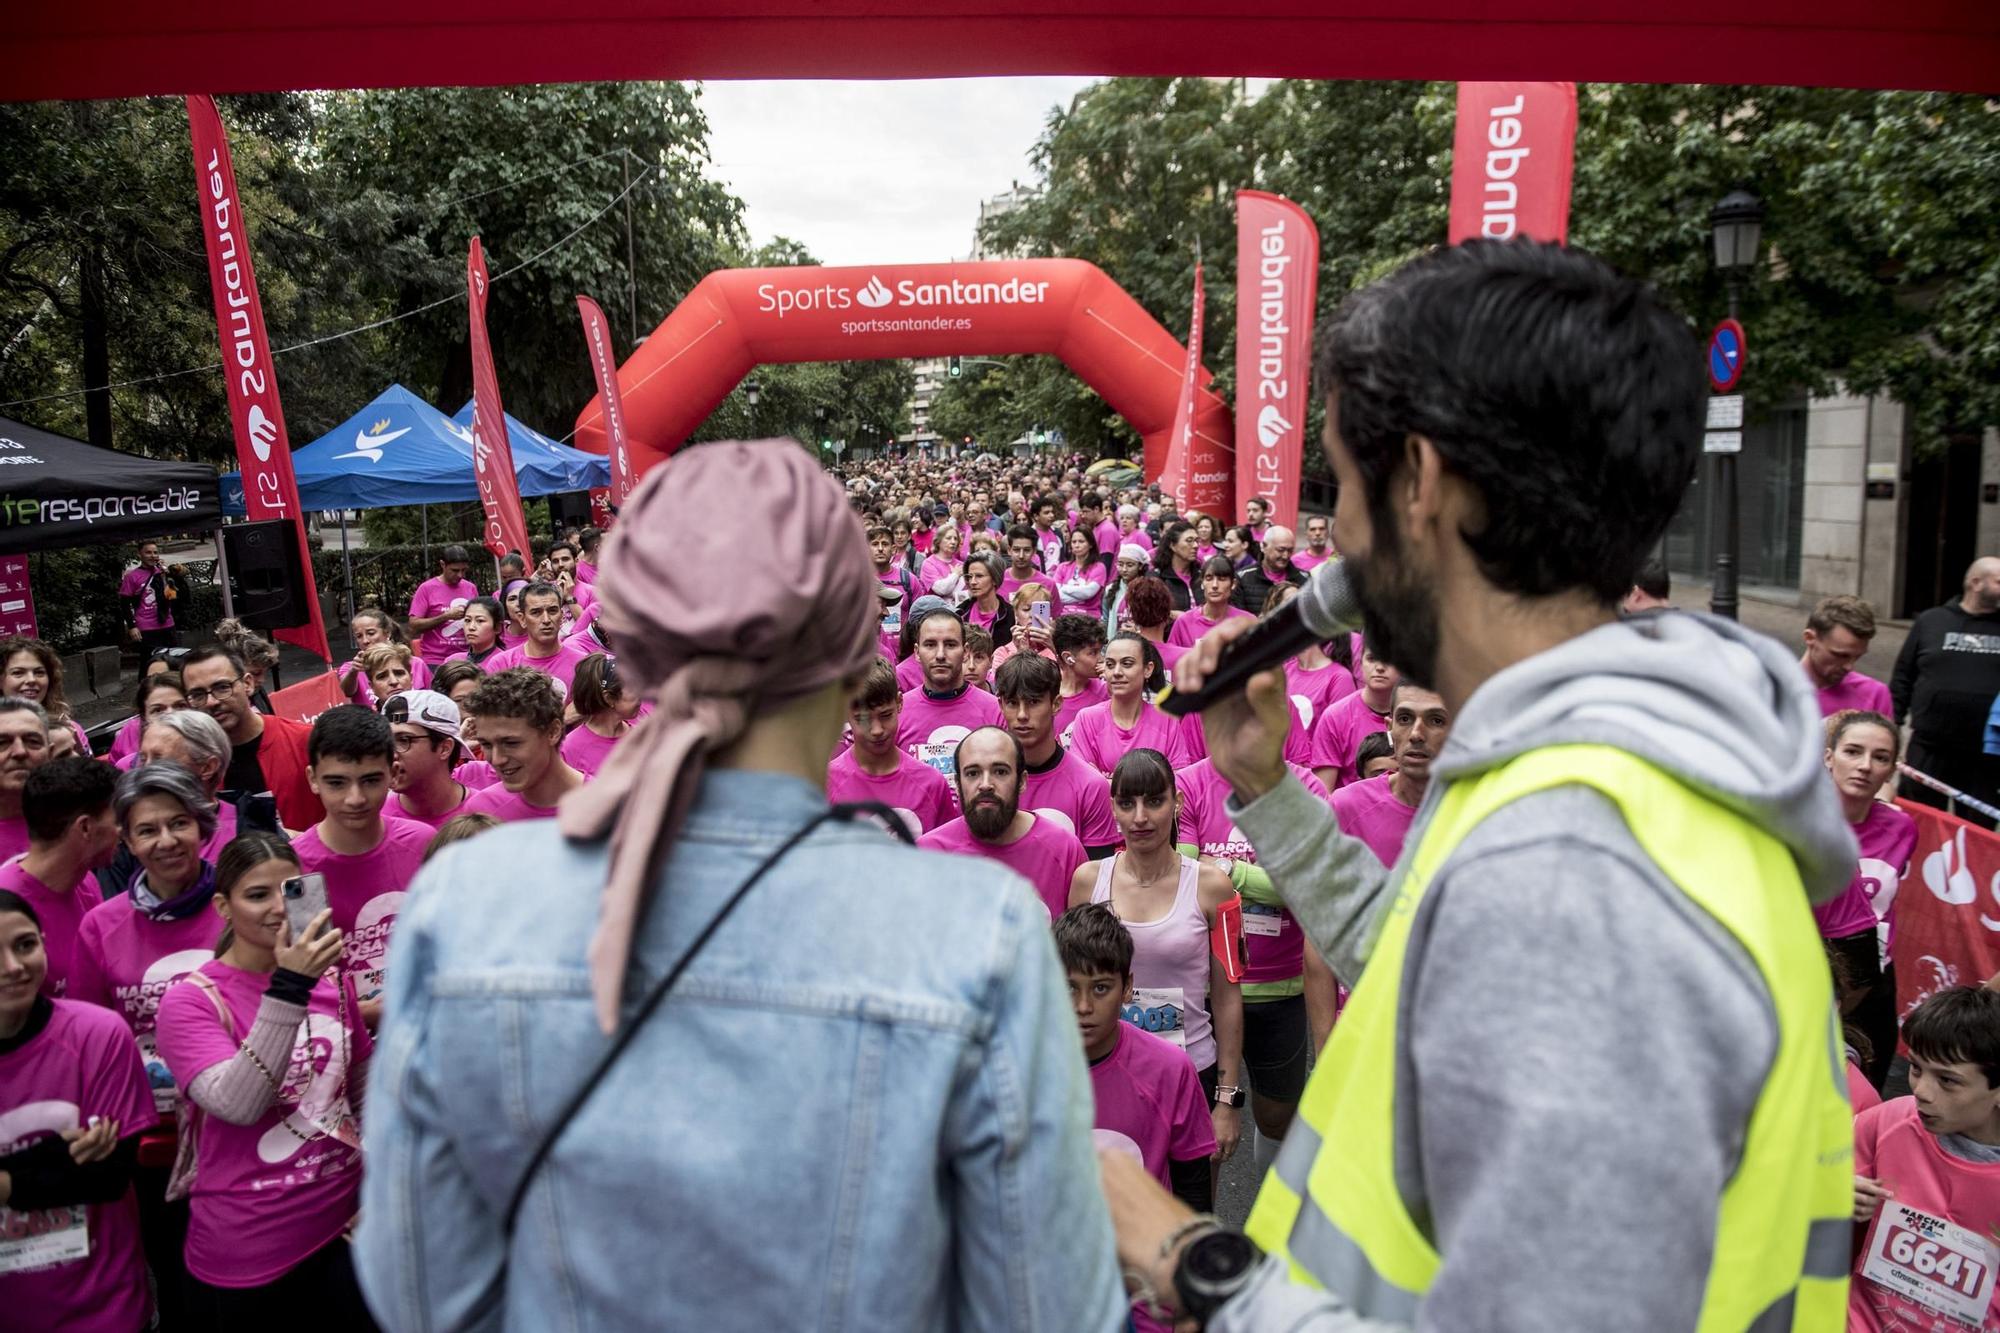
[{"xmin": 1157, "ymin": 560, "xmax": 1364, "ymax": 716}]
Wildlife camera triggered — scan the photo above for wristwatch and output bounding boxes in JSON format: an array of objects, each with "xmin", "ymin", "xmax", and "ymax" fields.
[
  {"xmin": 1174, "ymin": 1227, "xmax": 1264, "ymax": 1328},
  {"xmin": 1213, "ymin": 1082, "xmax": 1245, "ymax": 1108}
]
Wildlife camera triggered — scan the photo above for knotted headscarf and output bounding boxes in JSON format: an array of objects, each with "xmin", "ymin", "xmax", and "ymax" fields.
[{"xmin": 559, "ymin": 440, "xmax": 881, "ymax": 1032}]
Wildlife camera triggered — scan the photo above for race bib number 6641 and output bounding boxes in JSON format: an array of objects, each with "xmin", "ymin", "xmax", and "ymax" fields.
[{"xmin": 1860, "ymin": 1202, "xmax": 1997, "ymax": 1328}]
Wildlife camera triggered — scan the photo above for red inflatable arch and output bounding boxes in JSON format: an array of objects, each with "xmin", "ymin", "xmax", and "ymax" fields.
[{"xmin": 572, "ymin": 259, "xmax": 1235, "ymax": 512}]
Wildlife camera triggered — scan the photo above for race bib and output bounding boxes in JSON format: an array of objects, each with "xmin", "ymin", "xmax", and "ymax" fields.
[
  {"xmin": 916, "ymin": 741, "xmax": 957, "ymax": 780},
  {"xmin": 1242, "ymin": 903, "xmax": 1284, "ymax": 937},
  {"xmin": 0, "ymin": 1203, "xmax": 89, "ymax": 1274},
  {"xmin": 882, "ymin": 605, "xmax": 902, "ymax": 636},
  {"xmin": 1123, "ymin": 987, "xmax": 1187, "ymax": 1046},
  {"xmin": 1861, "ymin": 1201, "xmax": 1997, "ymax": 1328}
]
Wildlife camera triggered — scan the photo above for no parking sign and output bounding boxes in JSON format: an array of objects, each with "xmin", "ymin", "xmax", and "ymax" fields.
[{"xmin": 1707, "ymin": 319, "xmax": 1746, "ymax": 393}]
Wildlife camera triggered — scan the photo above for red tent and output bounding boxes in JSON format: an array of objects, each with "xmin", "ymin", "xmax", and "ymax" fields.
[{"xmin": 12, "ymin": 1, "xmax": 1995, "ymax": 101}]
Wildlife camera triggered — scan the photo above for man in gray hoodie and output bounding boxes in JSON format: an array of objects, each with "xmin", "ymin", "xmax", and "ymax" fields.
[{"xmin": 1107, "ymin": 239, "xmax": 1860, "ymax": 1331}]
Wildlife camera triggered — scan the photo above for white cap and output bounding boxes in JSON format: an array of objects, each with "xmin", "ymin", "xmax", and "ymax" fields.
[
  {"xmin": 1118, "ymin": 543, "xmax": 1149, "ymax": 564},
  {"xmin": 384, "ymin": 689, "xmax": 462, "ymax": 743}
]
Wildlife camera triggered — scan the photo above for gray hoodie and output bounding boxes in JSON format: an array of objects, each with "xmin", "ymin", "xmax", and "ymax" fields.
[{"xmin": 1212, "ymin": 610, "xmax": 1856, "ymax": 1332}]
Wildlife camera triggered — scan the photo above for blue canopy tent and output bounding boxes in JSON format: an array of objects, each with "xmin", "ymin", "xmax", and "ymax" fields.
[
  {"xmin": 446, "ymin": 401, "xmax": 606, "ymax": 494},
  {"xmin": 220, "ymin": 383, "xmax": 608, "ymax": 513}
]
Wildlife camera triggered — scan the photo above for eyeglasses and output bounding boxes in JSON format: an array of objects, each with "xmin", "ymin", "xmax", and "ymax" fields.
[
  {"xmin": 183, "ymin": 678, "xmax": 242, "ymax": 706},
  {"xmin": 391, "ymin": 732, "xmax": 430, "ymax": 752}
]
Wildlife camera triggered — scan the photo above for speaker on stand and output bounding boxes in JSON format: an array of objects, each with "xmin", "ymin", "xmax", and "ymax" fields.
[{"xmin": 220, "ymin": 520, "xmax": 311, "ymax": 633}]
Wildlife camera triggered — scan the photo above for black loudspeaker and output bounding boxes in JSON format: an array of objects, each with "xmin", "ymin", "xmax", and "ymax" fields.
[
  {"xmin": 222, "ymin": 520, "xmax": 310, "ymax": 632},
  {"xmin": 546, "ymin": 491, "xmax": 593, "ymax": 533}
]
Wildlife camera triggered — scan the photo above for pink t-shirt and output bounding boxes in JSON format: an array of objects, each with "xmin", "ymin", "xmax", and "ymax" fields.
[
  {"xmin": 1094, "ymin": 519, "xmax": 1123, "ymax": 556},
  {"xmin": 153, "ymin": 960, "xmax": 370, "ymax": 1288},
  {"xmin": 561, "ymin": 720, "xmax": 630, "ymax": 778},
  {"xmin": 0, "ymin": 998, "xmax": 157, "ymax": 1332},
  {"xmin": 481, "ymin": 639, "xmax": 593, "ymax": 700},
  {"xmin": 918, "ymin": 555, "xmax": 958, "ymax": 597},
  {"xmin": 1815, "ymin": 668, "xmax": 1893, "ymax": 720},
  {"xmin": 1175, "ymin": 758, "xmax": 1327, "ymax": 985},
  {"xmin": 1054, "ymin": 679, "xmax": 1111, "ymax": 749},
  {"xmin": 453, "ymin": 758, "xmax": 501, "ymax": 790},
  {"xmin": 918, "ymin": 814, "xmax": 1088, "ymax": 920},
  {"xmin": 999, "ymin": 570, "xmax": 1057, "ymax": 605},
  {"xmin": 199, "ymin": 800, "xmax": 239, "ymax": 866},
  {"xmin": 1284, "ymin": 658, "xmax": 1356, "ymax": 736},
  {"xmin": 1022, "ymin": 749, "xmax": 1120, "ymax": 848},
  {"xmin": 826, "ymin": 746, "xmax": 957, "ymax": 839},
  {"xmin": 1180, "ymin": 696, "xmax": 1312, "ymax": 768},
  {"xmin": 1167, "ymin": 603, "xmax": 1252, "ymax": 649},
  {"xmin": 1850, "ymin": 1097, "xmax": 2000, "ymax": 1332},
  {"xmin": 1292, "ymin": 549, "xmax": 1330, "ymax": 572},
  {"xmin": 1309, "ymin": 688, "xmax": 1391, "ymax": 788},
  {"xmin": 1329, "ymin": 772, "xmax": 1419, "ymax": 867},
  {"xmin": 895, "ymin": 685, "xmax": 1005, "ymax": 784},
  {"xmin": 1053, "ymin": 560, "xmax": 1106, "ymax": 619},
  {"xmin": 1090, "ymin": 1021, "xmax": 1216, "ymax": 1190},
  {"xmin": 386, "ymin": 785, "xmax": 476, "ymax": 833},
  {"xmin": 0, "ymin": 860, "xmax": 90, "ymax": 999},
  {"xmin": 409, "ymin": 575, "xmax": 481, "ymax": 665},
  {"xmin": 0, "ymin": 818, "xmax": 27, "ymax": 865},
  {"xmin": 118, "ymin": 565, "xmax": 171, "ymax": 631},
  {"xmin": 68, "ymin": 897, "xmax": 223, "ymax": 1115},
  {"xmin": 1068, "ymin": 700, "xmax": 1192, "ymax": 777},
  {"xmin": 894, "ymin": 654, "xmax": 926, "ymax": 692},
  {"xmin": 463, "ymin": 783, "xmax": 562, "ymax": 822},
  {"xmin": 107, "ymin": 712, "xmax": 145, "ymax": 767},
  {"xmin": 292, "ymin": 820, "xmax": 432, "ymax": 1003},
  {"xmin": 1813, "ymin": 799, "xmax": 1919, "ymax": 946}
]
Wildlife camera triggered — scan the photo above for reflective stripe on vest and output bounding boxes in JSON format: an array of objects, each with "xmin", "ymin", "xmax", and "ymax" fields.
[{"xmin": 1245, "ymin": 744, "xmax": 1854, "ymax": 1329}]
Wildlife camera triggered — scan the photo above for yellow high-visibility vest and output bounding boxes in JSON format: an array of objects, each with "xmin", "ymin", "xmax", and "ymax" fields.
[{"xmin": 1245, "ymin": 744, "xmax": 1853, "ymax": 1330}]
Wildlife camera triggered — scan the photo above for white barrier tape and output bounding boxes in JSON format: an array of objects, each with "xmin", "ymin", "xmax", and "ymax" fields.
[{"xmin": 1898, "ymin": 762, "xmax": 2000, "ymax": 823}]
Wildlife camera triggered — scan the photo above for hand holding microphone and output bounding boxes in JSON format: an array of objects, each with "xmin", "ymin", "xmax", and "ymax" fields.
[{"xmin": 1160, "ymin": 560, "xmax": 1364, "ymax": 802}]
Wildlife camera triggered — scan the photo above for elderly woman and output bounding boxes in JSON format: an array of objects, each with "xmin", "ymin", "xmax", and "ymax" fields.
[
  {"xmin": 70, "ymin": 763, "xmax": 223, "ymax": 1117},
  {"xmin": 132, "ymin": 708, "xmax": 254, "ymax": 861}
]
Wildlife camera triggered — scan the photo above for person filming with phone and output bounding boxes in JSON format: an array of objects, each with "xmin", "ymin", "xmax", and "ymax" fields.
[
  {"xmin": 1109, "ymin": 240, "xmax": 1859, "ymax": 1330},
  {"xmin": 152, "ymin": 831, "xmax": 374, "ymax": 1325}
]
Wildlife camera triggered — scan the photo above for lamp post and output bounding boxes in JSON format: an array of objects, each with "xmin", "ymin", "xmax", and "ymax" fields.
[
  {"xmin": 1707, "ymin": 187, "xmax": 1764, "ymax": 621},
  {"xmin": 744, "ymin": 379, "xmax": 762, "ymax": 435}
]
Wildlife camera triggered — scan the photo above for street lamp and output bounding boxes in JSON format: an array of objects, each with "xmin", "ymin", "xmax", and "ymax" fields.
[{"xmin": 1707, "ymin": 187, "xmax": 1764, "ymax": 621}]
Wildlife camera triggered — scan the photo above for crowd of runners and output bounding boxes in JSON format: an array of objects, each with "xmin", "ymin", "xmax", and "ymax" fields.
[{"xmin": 4, "ymin": 241, "xmax": 2000, "ymax": 1332}]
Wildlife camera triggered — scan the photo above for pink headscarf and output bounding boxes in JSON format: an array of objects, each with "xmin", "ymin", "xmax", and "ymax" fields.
[{"xmin": 559, "ymin": 439, "xmax": 880, "ymax": 1032}]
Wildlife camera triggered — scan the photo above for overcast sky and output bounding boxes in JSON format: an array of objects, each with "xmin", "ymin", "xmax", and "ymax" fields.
[{"xmin": 696, "ymin": 78, "xmax": 1100, "ymax": 268}]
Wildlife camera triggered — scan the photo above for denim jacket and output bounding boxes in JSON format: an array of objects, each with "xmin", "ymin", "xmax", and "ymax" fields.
[{"xmin": 355, "ymin": 769, "xmax": 1125, "ymax": 1333}]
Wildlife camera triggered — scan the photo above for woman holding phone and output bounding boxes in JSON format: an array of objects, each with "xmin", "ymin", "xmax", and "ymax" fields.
[{"xmin": 153, "ymin": 832, "xmax": 375, "ymax": 1324}]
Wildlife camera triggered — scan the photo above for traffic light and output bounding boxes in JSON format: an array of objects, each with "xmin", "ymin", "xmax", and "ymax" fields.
[{"xmin": 948, "ymin": 356, "xmax": 962, "ymax": 379}]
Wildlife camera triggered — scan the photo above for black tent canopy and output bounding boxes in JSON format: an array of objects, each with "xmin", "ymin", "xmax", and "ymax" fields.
[{"xmin": 0, "ymin": 415, "xmax": 221, "ymax": 556}]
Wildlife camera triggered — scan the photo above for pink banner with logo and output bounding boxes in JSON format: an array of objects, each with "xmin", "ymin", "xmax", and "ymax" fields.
[
  {"xmin": 186, "ymin": 94, "xmax": 330, "ymax": 661},
  {"xmin": 0, "ymin": 557, "xmax": 35, "ymax": 639},
  {"xmin": 1447, "ymin": 82, "xmax": 1578, "ymax": 245},
  {"xmin": 467, "ymin": 238, "xmax": 534, "ymax": 561},
  {"xmin": 576, "ymin": 295, "xmax": 635, "ymax": 509},
  {"xmin": 1234, "ymin": 191, "xmax": 1318, "ymax": 531},
  {"xmin": 1892, "ymin": 801, "xmax": 2000, "ymax": 1033}
]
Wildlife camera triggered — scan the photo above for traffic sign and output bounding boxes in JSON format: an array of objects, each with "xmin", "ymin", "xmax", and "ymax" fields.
[
  {"xmin": 1707, "ymin": 319, "xmax": 1746, "ymax": 393},
  {"xmin": 1703, "ymin": 431, "xmax": 1742, "ymax": 454},
  {"xmin": 1705, "ymin": 395, "xmax": 1744, "ymax": 430}
]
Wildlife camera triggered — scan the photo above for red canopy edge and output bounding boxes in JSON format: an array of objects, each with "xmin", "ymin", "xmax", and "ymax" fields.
[{"xmin": 13, "ymin": 2, "xmax": 1999, "ymax": 101}]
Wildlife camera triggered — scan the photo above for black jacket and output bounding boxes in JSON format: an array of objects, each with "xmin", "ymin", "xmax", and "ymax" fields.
[
  {"xmin": 1891, "ymin": 599, "xmax": 2000, "ymax": 749},
  {"xmin": 1233, "ymin": 562, "xmax": 1305, "ymax": 615}
]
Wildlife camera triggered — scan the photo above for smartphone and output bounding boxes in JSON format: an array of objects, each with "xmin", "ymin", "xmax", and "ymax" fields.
[
  {"xmin": 1030, "ymin": 600, "xmax": 1052, "ymax": 631},
  {"xmin": 281, "ymin": 872, "xmax": 330, "ymax": 942}
]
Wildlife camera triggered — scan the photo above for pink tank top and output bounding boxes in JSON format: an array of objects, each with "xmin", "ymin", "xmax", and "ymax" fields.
[{"xmin": 1093, "ymin": 854, "xmax": 1214, "ymax": 1072}]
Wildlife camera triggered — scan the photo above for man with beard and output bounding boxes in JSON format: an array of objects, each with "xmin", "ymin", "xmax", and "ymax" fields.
[
  {"xmin": 0, "ymin": 699, "xmax": 50, "ymax": 861},
  {"xmin": 1293, "ymin": 516, "xmax": 1333, "ymax": 573},
  {"xmin": 919, "ymin": 726, "xmax": 1087, "ymax": 920},
  {"xmin": 1800, "ymin": 595, "xmax": 1894, "ymax": 718},
  {"xmin": 1111, "ymin": 241, "xmax": 1857, "ymax": 1330},
  {"xmin": 1327, "ymin": 683, "xmax": 1452, "ymax": 867}
]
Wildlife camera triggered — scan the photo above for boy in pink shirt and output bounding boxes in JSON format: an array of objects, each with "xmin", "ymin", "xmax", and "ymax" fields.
[
  {"xmin": 895, "ymin": 608, "xmax": 1004, "ymax": 785},
  {"xmin": 1309, "ymin": 642, "xmax": 1398, "ymax": 789},
  {"xmin": 995, "ymin": 654, "xmax": 1121, "ymax": 854},
  {"xmin": 0, "ymin": 757, "xmax": 121, "ymax": 999},
  {"xmin": 1327, "ymin": 683, "xmax": 1452, "ymax": 868},
  {"xmin": 406, "ymin": 545, "xmax": 481, "ymax": 666},
  {"xmin": 1000, "ymin": 526, "xmax": 1058, "ymax": 604},
  {"xmin": 462, "ymin": 668, "xmax": 585, "ymax": 823},
  {"xmin": 918, "ymin": 727, "xmax": 1087, "ymax": 918},
  {"xmin": 1849, "ymin": 986, "xmax": 2000, "ymax": 1332},
  {"xmin": 1050, "ymin": 614, "xmax": 1110, "ymax": 745},
  {"xmin": 1053, "ymin": 903, "xmax": 1215, "ymax": 1333},
  {"xmin": 829, "ymin": 662, "xmax": 955, "ymax": 839},
  {"xmin": 292, "ymin": 706, "xmax": 432, "ymax": 1008}
]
